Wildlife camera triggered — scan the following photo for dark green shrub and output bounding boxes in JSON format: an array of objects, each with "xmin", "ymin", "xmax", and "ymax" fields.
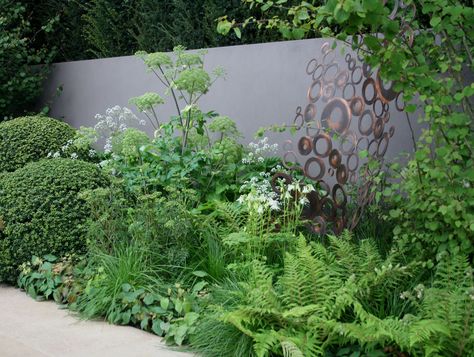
[
  {"xmin": 0, "ymin": 159, "xmax": 110, "ymax": 282},
  {"xmin": 81, "ymin": 0, "xmax": 279, "ymax": 59},
  {"xmin": 0, "ymin": 116, "xmax": 76, "ymax": 173},
  {"xmin": 0, "ymin": 1, "xmax": 55, "ymax": 118}
]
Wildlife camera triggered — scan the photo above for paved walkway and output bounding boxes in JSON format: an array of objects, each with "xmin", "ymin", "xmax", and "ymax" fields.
[{"xmin": 0, "ymin": 285, "xmax": 193, "ymax": 357}]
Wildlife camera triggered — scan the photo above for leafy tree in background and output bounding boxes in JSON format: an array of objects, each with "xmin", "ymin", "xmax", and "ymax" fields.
[
  {"xmin": 39, "ymin": 0, "xmax": 280, "ymax": 60},
  {"xmin": 82, "ymin": 0, "xmax": 137, "ymax": 58},
  {"xmin": 0, "ymin": 1, "xmax": 55, "ymax": 119},
  {"xmin": 21, "ymin": 0, "xmax": 88, "ymax": 62},
  {"xmin": 82, "ymin": 0, "xmax": 282, "ymax": 58}
]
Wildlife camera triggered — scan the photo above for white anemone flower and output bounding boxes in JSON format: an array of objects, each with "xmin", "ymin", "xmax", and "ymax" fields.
[
  {"xmin": 299, "ymin": 197, "xmax": 309, "ymax": 206},
  {"xmin": 269, "ymin": 199, "xmax": 280, "ymax": 211}
]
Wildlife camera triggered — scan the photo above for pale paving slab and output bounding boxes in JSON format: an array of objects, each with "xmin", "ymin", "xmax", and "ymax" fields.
[{"xmin": 0, "ymin": 285, "xmax": 193, "ymax": 357}]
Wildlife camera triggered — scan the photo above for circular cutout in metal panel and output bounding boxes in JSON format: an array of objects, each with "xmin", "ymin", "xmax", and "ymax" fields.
[
  {"xmin": 362, "ymin": 78, "xmax": 377, "ymax": 105},
  {"xmin": 321, "ymin": 98, "xmax": 351, "ymax": 135},
  {"xmin": 313, "ymin": 133, "xmax": 332, "ymax": 157},
  {"xmin": 308, "ymin": 80, "xmax": 322, "ymax": 102},
  {"xmin": 358, "ymin": 110, "xmax": 374, "ymax": 136},
  {"xmin": 332, "ymin": 184, "xmax": 347, "ymax": 208},
  {"xmin": 298, "ymin": 136, "xmax": 313, "ymax": 156},
  {"xmin": 306, "ymin": 58, "xmax": 318, "ymax": 75},
  {"xmin": 350, "ymin": 96, "xmax": 365, "ymax": 116},
  {"xmin": 283, "ymin": 151, "xmax": 299, "ymax": 170},
  {"xmin": 339, "ymin": 131, "xmax": 357, "ymax": 155},
  {"xmin": 373, "ymin": 117, "xmax": 385, "ymax": 139},
  {"xmin": 329, "ymin": 149, "xmax": 342, "ymax": 168},
  {"xmin": 336, "ymin": 164, "xmax": 348, "ymax": 184},
  {"xmin": 304, "ymin": 103, "xmax": 317, "ymax": 122},
  {"xmin": 304, "ymin": 157, "xmax": 325, "ymax": 180},
  {"xmin": 377, "ymin": 133, "xmax": 390, "ymax": 158},
  {"xmin": 351, "ymin": 66, "xmax": 363, "ymax": 85},
  {"xmin": 309, "ymin": 216, "xmax": 327, "ymax": 235}
]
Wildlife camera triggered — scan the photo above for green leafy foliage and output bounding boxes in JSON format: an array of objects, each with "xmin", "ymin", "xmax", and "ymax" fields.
[
  {"xmin": 133, "ymin": 46, "xmax": 225, "ymax": 151},
  {"xmin": 81, "ymin": 184, "xmax": 199, "ymax": 273},
  {"xmin": 189, "ymin": 278, "xmax": 257, "ymax": 357},
  {"xmin": 195, "ymin": 233, "xmax": 473, "ymax": 356},
  {"xmin": 0, "ymin": 1, "xmax": 55, "ymax": 119},
  {"xmin": 78, "ymin": 0, "xmax": 279, "ymax": 60},
  {"xmin": 82, "ymin": 0, "xmax": 137, "ymax": 58},
  {"xmin": 0, "ymin": 116, "xmax": 76, "ymax": 172},
  {"xmin": 406, "ymin": 254, "xmax": 474, "ymax": 356},
  {"xmin": 111, "ymin": 128, "xmax": 151, "ymax": 163},
  {"xmin": 17, "ymin": 254, "xmax": 80, "ymax": 303},
  {"xmin": 17, "ymin": 248, "xmax": 206, "ymax": 346},
  {"xmin": 100, "ymin": 113, "xmax": 248, "ymax": 202},
  {"xmin": 19, "ymin": 0, "xmax": 87, "ymax": 61},
  {"xmin": 0, "ymin": 159, "xmax": 110, "ymax": 282},
  {"xmin": 113, "ymin": 129, "xmax": 244, "ymax": 201},
  {"xmin": 7, "ymin": 3, "xmax": 474, "ymax": 352},
  {"xmin": 220, "ymin": 0, "xmax": 474, "ymax": 260}
]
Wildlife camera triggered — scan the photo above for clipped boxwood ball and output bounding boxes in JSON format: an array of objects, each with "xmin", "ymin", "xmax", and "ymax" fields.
[
  {"xmin": 0, "ymin": 115, "xmax": 76, "ymax": 173},
  {"xmin": 0, "ymin": 158, "xmax": 110, "ymax": 282}
]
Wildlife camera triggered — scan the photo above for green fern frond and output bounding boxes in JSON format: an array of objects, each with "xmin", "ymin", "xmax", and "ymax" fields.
[
  {"xmin": 357, "ymin": 239, "xmax": 383, "ymax": 275},
  {"xmin": 432, "ymin": 254, "xmax": 471, "ymax": 291},
  {"xmin": 281, "ymin": 340, "xmax": 304, "ymax": 357},
  {"xmin": 279, "ymin": 252, "xmax": 308, "ymax": 308},
  {"xmin": 212, "ymin": 201, "xmax": 247, "ymax": 235},
  {"xmin": 282, "ymin": 304, "xmax": 325, "ymax": 319},
  {"xmin": 408, "ymin": 319, "xmax": 450, "ymax": 349},
  {"xmin": 417, "ymin": 254, "xmax": 474, "ymax": 356},
  {"xmin": 247, "ymin": 260, "xmax": 281, "ymax": 310},
  {"xmin": 327, "ymin": 233, "xmax": 359, "ymax": 277},
  {"xmin": 221, "ymin": 309, "xmax": 260, "ymax": 338},
  {"xmin": 253, "ymin": 330, "xmax": 280, "ymax": 357},
  {"xmin": 295, "ymin": 237, "xmax": 338, "ymax": 306},
  {"xmin": 201, "ymin": 234, "xmax": 474, "ymax": 357},
  {"xmin": 280, "ymin": 237, "xmax": 341, "ymax": 309}
]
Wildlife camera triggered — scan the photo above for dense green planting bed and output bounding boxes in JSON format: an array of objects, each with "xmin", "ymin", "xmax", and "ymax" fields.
[{"xmin": 1, "ymin": 1, "xmax": 473, "ymax": 356}]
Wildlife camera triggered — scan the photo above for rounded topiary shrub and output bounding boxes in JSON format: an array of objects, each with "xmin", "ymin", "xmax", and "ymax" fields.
[
  {"xmin": 0, "ymin": 159, "xmax": 110, "ymax": 282},
  {"xmin": 0, "ymin": 115, "xmax": 76, "ymax": 173}
]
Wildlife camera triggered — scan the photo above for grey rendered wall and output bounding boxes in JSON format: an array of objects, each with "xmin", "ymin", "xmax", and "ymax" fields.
[{"xmin": 39, "ymin": 39, "xmax": 422, "ymax": 161}]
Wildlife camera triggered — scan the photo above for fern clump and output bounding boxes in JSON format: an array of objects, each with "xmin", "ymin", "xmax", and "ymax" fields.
[{"xmin": 192, "ymin": 232, "xmax": 474, "ymax": 357}]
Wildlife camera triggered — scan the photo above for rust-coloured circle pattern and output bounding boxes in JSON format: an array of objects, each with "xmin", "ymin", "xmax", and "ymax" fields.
[{"xmin": 276, "ymin": 36, "xmax": 408, "ymax": 235}]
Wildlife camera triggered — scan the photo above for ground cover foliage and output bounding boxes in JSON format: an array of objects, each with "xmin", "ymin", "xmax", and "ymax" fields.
[{"xmin": 1, "ymin": 0, "xmax": 473, "ymax": 356}]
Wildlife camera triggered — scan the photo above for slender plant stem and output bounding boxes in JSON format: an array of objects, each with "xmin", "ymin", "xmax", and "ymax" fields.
[
  {"xmin": 156, "ymin": 65, "xmax": 184, "ymax": 127},
  {"xmin": 405, "ymin": 112, "xmax": 423, "ymax": 185}
]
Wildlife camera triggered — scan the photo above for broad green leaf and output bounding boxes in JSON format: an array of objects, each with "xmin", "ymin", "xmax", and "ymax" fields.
[
  {"xmin": 143, "ymin": 293, "xmax": 156, "ymax": 305},
  {"xmin": 233, "ymin": 27, "xmax": 242, "ymax": 39},
  {"xmin": 192, "ymin": 270, "xmax": 208, "ymax": 277},
  {"xmin": 430, "ymin": 17, "xmax": 441, "ymax": 27},
  {"xmin": 160, "ymin": 297, "xmax": 170, "ymax": 310},
  {"xmin": 152, "ymin": 319, "xmax": 164, "ymax": 336}
]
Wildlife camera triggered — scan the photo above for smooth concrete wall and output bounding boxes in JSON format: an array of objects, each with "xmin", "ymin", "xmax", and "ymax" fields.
[{"xmin": 39, "ymin": 39, "xmax": 422, "ymax": 160}]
